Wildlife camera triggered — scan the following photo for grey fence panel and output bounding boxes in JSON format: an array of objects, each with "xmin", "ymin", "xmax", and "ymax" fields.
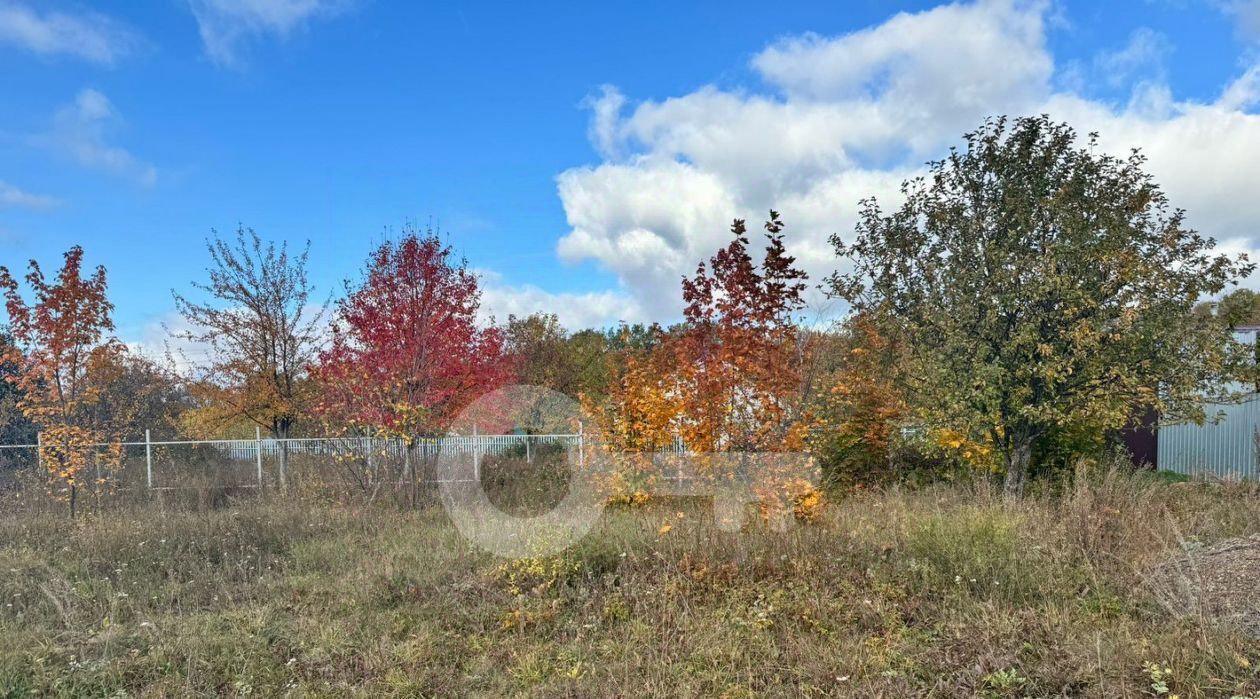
[
  {"xmin": 1157, "ymin": 397, "xmax": 1260, "ymax": 480},
  {"xmin": 0, "ymin": 433, "xmax": 594, "ymax": 491},
  {"xmin": 0, "ymin": 427, "xmax": 713, "ymax": 493}
]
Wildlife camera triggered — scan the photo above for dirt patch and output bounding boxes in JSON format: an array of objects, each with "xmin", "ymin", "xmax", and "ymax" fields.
[{"xmin": 1148, "ymin": 534, "xmax": 1260, "ymax": 637}]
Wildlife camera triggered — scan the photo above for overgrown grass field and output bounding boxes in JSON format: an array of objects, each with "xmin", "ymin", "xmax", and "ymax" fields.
[{"xmin": 2, "ymin": 465, "xmax": 1259, "ymax": 697}]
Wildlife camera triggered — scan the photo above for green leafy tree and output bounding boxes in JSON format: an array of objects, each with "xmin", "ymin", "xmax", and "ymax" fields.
[
  {"xmin": 0, "ymin": 333, "xmax": 36, "ymax": 446},
  {"xmin": 1208, "ymin": 288, "xmax": 1260, "ymax": 330},
  {"xmin": 506, "ymin": 313, "xmax": 611, "ymax": 400},
  {"xmin": 831, "ymin": 115, "xmax": 1253, "ymax": 496},
  {"xmin": 604, "ymin": 323, "xmax": 664, "ymax": 354},
  {"xmin": 1194, "ymin": 288, "xmax": 1260, "ymax": 390}
]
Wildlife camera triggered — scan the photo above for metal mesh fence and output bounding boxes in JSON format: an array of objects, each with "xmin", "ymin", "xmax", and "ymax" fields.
[{"xmin": 0, "ymin": 433, "xmax": 590, "ymax": 499}]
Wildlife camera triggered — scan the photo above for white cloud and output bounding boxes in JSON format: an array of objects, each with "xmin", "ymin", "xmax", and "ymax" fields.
[
  {"xmin": 752, "ymin": 0, "xmax": 1050, "ymax": 105},
  {"xmin": 187, "ymin": 0, "xmax": 350, "ymax": 67},
  {"xmin": 1219, "ymin": 64, "xmax": 1260, "ymax": 110},
  {"xmin": 1221, "ymin": 0, "xmax": 1260, "ymax": 42},
  {"xmin": 1042, "ymin": 84, "xmax": 1260, "ymax": 247},
  {"xmin": 585, "ymin": 85, "xmax": 628, "ymax": 160},
  {"xmin": 35, "ymin": 89, "xmax": 157, "ymax": 186},
  {"xmin": 0, "ymin": 181, "xmax": 59, "ymax": 210},
  {"xmin": 0, "ymin": 1, "xmax": 138, "ymax": 64},
  {"xmin": 475, "ymin": 269, "xmax": 646, "ymax": 330},
  {"xmin": 1094, "ymin": 28, "xmax": 1169, "ymax": 88},
  {"xmin": 125, "ymin": 313, "xmax": 201, "ymax": 370},
  {"xmin": 555, "ymin": 0, "xmax": 1260, "ymax": 319}
]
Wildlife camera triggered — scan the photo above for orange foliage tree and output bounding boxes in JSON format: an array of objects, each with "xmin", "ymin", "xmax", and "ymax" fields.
[
  {"xmin": 586, "ymin": 327, "xmax": 677, "ymax": 505},
  {"xmin": 810, "ymin": 312, "xmax": 907, "ymax": 486},
  {"xmin": 0, "ymin": 246, "xmax": 123, "ymax": 517},
  {"xmin": 673, "ymin": 212, "xmax": 810, "ymax": 453},
  {"xmin": 590, "ymin": 212, "xmax": 823, "ymax": 521}
]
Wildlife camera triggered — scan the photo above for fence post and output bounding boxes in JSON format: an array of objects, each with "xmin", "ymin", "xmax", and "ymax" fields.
[
  {"xmin": 255, "ymin": 426, "xmax": 263, "ymax": 489},
  {"xmin": 35, "ymin": 431, "xmax": 42, "ymax": 473},
  {"xmin": 145, "ymin": 429, "xmax": 153, "ymax": 490},
  {"xmin": 402, "ymin": 437, "xmax": 412, "ymax": 483},
  {"xmin": 578, "ymin": 421, "xmax": 584, "ymax": 471},
  {"xmin": 278, "ymin": 438, "xmax": 288, "ymax": 493},
  {"xmin": 526, "ymin": 436, "xmax": 531, "ymax": 464},
  {"xmin": 473, "ymin": 422, "xmax": 480, "ymax": 483}
]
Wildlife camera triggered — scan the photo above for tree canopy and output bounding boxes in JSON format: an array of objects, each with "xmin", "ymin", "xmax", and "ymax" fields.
[
  {"xmin": 314, "ymin": 227, "xmax": 513, "ymax": 440},
  {"xmin": 831, "ymin": 115, "xmax": 1253, "ymax": 495},
  {"xmin": 172, "ymin": 227, "xmax": 326, "ymax": 441},
  {"xmin": 0, "ymin": 246, "xmax": 123, "ymax": 515}
]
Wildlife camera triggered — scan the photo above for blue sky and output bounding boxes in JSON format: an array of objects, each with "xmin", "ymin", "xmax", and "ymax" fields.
[{"xmin": 2, "ymin": 0, "xmax": 1260, "ymax": 350}]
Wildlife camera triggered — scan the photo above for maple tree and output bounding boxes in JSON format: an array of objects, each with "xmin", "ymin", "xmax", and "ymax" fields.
[
  {"xmin": 314, "ymin": 228, "xmax": 514, "ymax": 443},
  {"xmin": 585, "ymin": 325, "xmax": 677, "ymax": 505},
  {"xmin": 590, "ymin": 213, "xmax": 822, "ymax": 520},
  {"xmin": 673, "ymin": 211, "xmax": 811, "ymax": 453},
  {"xmin": 0, "ymin": 246, "xmax": 123, "ymax": 517}
]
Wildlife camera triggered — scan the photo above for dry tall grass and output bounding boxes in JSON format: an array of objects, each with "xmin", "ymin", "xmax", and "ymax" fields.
[{"xmin": 1, "ymin": 460, "xmax": 1258, "ymax": 697}]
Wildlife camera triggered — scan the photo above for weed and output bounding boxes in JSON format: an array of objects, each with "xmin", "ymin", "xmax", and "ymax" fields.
[{"xmin": 0, "ymin": 463, "xmax": 1258, "ymax": 696}]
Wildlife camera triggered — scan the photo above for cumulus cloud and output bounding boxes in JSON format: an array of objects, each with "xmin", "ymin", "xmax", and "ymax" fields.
[
  {"xmin": 188, "ymin": 0, "xmax": 351, "ymax": 67},
  {"xmin": 1041, "ymin": 78, "xmax": 1260, "ymax": 246},
  {"xmin": 752, "ymin": 0, "xmax": 1050, "ymax": 115},
  {"xmin": 0, "ymin": 1, "xmax": 138, "ymax": 64},
  {"xmin": 0, "ymin": 181, "xmax": 59, "ymax": 210},
  {"xmin": 35, "ymin": 89, "xmax": 157, "ymax": 186},
  {"xmin": 555, "ymin": 0, "xmax": 1260, "ymax": 319},
  {"xmin": 475, "ymin": 269, "xmax": 646, "ymax": 330}
]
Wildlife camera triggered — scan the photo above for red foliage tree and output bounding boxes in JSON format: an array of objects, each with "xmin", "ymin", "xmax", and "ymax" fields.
[
  {"xmin": 674, "ymin": 211, "xmax": 810, "ymax": 453},
  {"xmin": 314, "ymin": 229, "xmax": 515, "ymax": 440}
]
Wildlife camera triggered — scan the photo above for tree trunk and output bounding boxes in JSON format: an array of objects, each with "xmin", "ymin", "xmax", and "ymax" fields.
[
  {"xmin": 1003, "ymin": 438, "xmax": 1032, "ymax": 498},
  {"xmin": 93, "ymin": 452, "xmax": 100, "ymax": 514}
]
